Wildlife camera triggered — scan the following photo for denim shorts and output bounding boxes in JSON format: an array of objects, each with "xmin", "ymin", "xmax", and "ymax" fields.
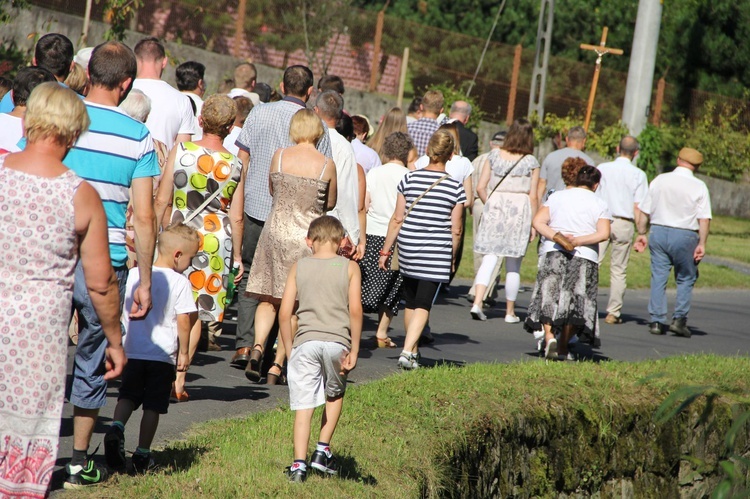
[{"xmin": 68, "ymin": 260, "xmax": 128, "ymax": 410}]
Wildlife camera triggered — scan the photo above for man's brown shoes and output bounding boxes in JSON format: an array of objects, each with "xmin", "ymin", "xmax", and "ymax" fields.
[{"xmin": 230, "ymin": 347, "xmax": 252, "ymax": 369}]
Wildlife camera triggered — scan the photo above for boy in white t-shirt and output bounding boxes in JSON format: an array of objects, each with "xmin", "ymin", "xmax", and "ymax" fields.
[
  {"xmin": 104, "ymin": 224, "xmax": 199, "ymax": 474},
  {"xmin": 279, "ymin": 216, "xmax": 362, "ymax": 483}
]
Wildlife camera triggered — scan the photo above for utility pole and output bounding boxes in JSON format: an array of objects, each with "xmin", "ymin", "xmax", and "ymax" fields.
[
  {"xmin": 621, "ymin": 0, "xmax": 663, "ymax": 136},
  {"xmin": 527, "ymin": 0, "xmax": 554, "ymax": 121}
]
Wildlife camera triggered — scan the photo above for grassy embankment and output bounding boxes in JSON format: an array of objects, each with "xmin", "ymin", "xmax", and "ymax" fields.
[
  {"xmin": 68, "ymin": 355, "xmax": 750, "ymax": 498},
  {"xmin": 454, "ymin": 214, "xmax": 750, "ymax": 288}
]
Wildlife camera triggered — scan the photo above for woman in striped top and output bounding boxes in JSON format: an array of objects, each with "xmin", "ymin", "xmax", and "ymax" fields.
[{"xmin": 378, "ymin": 129, "xmax": 466, "ymax": 370}]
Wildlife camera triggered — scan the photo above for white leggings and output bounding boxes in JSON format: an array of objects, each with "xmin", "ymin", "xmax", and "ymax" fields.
[{"xmin": 473, "ymin": 255, "xmax": 522, "ymax": 302}]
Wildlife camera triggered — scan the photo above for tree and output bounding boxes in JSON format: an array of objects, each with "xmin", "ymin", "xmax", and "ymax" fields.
[{"xmin": 0, "ymin": 0, "xmax": 26, "ymax": 24}]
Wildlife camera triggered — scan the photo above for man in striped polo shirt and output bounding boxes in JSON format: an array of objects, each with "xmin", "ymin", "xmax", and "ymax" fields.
[{"xmin": 62, "ymin": 41, "xmax": 160, "ymax": 488}]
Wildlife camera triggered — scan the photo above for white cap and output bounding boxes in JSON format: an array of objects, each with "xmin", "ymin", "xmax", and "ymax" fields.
[{"xmin": 74, "ymin": 47, "xmax": 94, "ymax": 69}]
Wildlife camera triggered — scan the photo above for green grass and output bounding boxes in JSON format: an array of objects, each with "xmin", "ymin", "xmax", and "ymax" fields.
[
  {"xmin": 456, "ymin": 214, "xmax": 750, "ymax": 289},
  {"xmin": 67, "ymin": 355, "xmax": 750, "ymax": 498}
]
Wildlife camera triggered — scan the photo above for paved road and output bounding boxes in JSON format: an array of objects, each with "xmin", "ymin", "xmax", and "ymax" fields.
[{"xmin": 50, "ymin": 281, "xmax": 750, "ymax": 492}]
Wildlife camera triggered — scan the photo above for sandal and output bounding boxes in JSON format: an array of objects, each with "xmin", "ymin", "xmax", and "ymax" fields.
[
  {"xmin": 266, "ymin": 362, "xmax": 287, "ymax": 386},
  {"xmin": 376, "ymin": 336, "xmax": 398, "ymax": 348},
  {"xmin": 244, "ymin": 344, "xmax": 264, "ymax": 382},
  {"xmin": 170, "ymin": 387, "xmax": 189, "ymax": 403}
]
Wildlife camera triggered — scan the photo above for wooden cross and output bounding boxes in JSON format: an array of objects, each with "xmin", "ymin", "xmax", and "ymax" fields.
[{"xmin": 580, "ymin": 27, "xmax": 624, "ymax": 132}]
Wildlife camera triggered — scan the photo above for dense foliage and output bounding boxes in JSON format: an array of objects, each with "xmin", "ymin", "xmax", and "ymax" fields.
[{"xmin": 354, "ymin": 0, "xmax": 750, "ymax": 109}]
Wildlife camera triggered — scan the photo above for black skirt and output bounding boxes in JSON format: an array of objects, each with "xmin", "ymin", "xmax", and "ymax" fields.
[
  {"xmin": 358, "ymin": 234, "xmax": 404, "ymax": 315},
  {"xmin": 524, "ymin": 251, "xmax": 599, "ymax": 345}
]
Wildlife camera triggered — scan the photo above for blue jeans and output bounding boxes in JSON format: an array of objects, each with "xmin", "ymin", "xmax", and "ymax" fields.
[
  {"xmin": 648, "ymin": 225, "xmax": 699, "ymax": 324},
  {"xmin": 69, "ymin": 261, "xmax": 128, "ymax": 409}
]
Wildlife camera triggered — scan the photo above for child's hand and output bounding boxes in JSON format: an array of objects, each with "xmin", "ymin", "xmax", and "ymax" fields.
[
  {"xmin": 177, "ymin": 352, "xmax": 190, "ymax": 372},
  {"xmin": 341, "ymin": 352, "xmax": 358, "ymax": 374}
]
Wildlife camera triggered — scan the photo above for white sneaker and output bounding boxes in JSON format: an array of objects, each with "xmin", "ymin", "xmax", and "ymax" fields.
[
  {"xmin": 470, "ymin": 305, "xmax": 487, "ymax": 321},
  {"xmin": 544, "ymin": 338, "xmax": 558, "ymax": 360},
  {"xmin": 397, "ymin": 353, "xmax": 419, "ymax": 370},
  {"xmin": 504, "ymin": 315, "xmax": 521, "ymax": 323}
]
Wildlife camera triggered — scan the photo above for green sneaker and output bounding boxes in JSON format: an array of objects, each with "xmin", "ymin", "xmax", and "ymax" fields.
[{"xmin": 64, "ymin": 459, "xmax": 109, "ymax": 488}]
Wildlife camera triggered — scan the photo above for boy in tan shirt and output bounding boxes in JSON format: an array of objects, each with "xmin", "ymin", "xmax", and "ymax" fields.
[{"xmin": 278, "ymin": 216, "xmax": 362, "ymax": 482}]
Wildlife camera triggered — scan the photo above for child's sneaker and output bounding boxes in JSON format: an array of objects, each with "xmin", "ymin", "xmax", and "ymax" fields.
[
  {"xmin": 104, "ymin": 426, "xmax": 126, "ymax": 470},
  {"xmin": 131, "ymin": 452, "xmax": 156, "ymax": 474},
  {"xmin": 284, "ymin": 462, "xmax": 308, "ymax": 483},
  {"xmin": 310, "ymin": 449, "xmax": 338, "ymax": 475},
  {"xmin": 63, "ymin": 459, "xmax": 109, "ymax": 489}
]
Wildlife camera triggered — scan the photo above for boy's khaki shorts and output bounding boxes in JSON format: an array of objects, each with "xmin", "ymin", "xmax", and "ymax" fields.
[{"xmin": 288, "ymin": 341, "xmax": 349, "ymax": 410}]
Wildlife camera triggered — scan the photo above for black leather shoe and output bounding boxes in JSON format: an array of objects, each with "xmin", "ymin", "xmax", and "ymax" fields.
[
  {"xmin": 649, "ymin": 322, "xmax": 665, "ymax": 335},
  {"xmin": 669, "ymin": 317, "xmax": 691, "ymax": 338}
]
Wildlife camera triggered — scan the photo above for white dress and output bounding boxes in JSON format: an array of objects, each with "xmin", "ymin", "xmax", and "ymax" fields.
[{"xmin": 474, "ymin": 151, "xmax": 539, "ymax": 258}]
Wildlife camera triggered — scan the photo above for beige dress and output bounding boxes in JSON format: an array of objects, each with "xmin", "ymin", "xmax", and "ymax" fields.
[
  {"xmin": 474, "ymin": 151, "xmax": 540, "ymax": 258},
  {"xmin": 246, "ymin": 151, "xmax": 330, "ymax": 304}
]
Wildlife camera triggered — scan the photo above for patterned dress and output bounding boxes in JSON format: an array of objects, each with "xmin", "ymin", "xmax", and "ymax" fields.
[
  {"xmin": 474, "ymin": 151, "xmax": 539, "ymax": 258},
  {"xmin": 0, "ymin": 157, "xmax": 80, "ymax": 498},
  {"xmin": 169, "ymin": 143, "xmax": 242, "ymax": 321},
  {"xmin": 246, "ymin": 153, "xmax": 330, "ymax": 304}
]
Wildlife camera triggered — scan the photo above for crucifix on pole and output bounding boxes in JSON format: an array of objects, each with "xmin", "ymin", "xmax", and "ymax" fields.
[{"xmin": 580, "ymin": 27, "xmax": 623, "ymax": 132}]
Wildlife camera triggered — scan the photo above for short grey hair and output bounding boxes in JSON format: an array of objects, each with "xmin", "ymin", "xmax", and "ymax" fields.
[
  {"xmin": 567, "ymin": 126, "xmax": 587, "ymax": 142},
  {"xmin": 450, "ymin": 101, "xmax": 471, "ymax": 117},
  {"xmin": 119, "ymin": 88, "xmax": 151, "ymax": 123},
  {"xmin": 315, "ymin": 90, "xmax": 344, "ymax": 121}
]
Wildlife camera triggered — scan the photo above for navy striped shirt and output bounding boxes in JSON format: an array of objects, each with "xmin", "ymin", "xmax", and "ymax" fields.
[{"xmin": 397, "ymin": 169, "xmax": 466, "ymax": 283}]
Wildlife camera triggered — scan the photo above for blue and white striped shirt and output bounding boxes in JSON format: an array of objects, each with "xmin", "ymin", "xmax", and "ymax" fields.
[{"xmin": 63, "ymin": 102, "xmax": 160, "ymax": 267}]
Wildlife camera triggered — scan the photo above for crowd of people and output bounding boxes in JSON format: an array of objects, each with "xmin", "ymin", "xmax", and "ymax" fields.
[{"xmin": 0, "ymin": 31, "xmax": 712, "ymax": 493}]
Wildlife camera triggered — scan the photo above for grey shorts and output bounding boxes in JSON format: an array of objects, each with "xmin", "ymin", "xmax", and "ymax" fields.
[{"xmin": 288, "ymin": 341, "xmax": 349, "ymax": 411}]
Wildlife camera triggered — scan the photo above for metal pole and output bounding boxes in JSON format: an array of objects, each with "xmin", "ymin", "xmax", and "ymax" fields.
[
  {"xmin": 527, "ymin": 0, "xmax": 555, "ymax": 121},
  {"xmin": 621, "ymin": 0, "xmax": 663, "ymax": 136},
  {"xmin": 396, "ymin": 47, "xmax": 409, "ymax": 109}
]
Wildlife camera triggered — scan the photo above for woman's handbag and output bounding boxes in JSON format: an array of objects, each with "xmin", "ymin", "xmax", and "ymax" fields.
[{"xmin": 389, "ymin": 174, "xmax": 450, "ymax": 271}]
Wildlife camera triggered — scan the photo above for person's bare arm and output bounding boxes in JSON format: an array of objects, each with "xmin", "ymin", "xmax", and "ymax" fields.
[
  {"xmin": 74, "ymin": 181, "xmax": 125, "ymax": 380},
  {"xmin": 634, "ymin": 209, "xmax": 650, "ymax": 253},
  {"xmin": 176, "ymin": 312, "xmax": 197, "ymax": 372},
  {"xmin": 278, "ymin": 263, "xmax": 299, "ymax": 360},
  {"xmin": 229, "ymin": 159, "xmax": 247, "ymax": 282},
  {"xmin": 175, "ymin": 133, "xmax": 191, "ymax": 144},
  {"xmin": 462, "ymin": 177, "xmax": 474, "ymax": 210},
  {"xmin": 532, "ymin": 206, "xmax": 555, "ymax": 240},
  {"xmin": 341, "ymin": 261, "xmax": 362, "ymax": 373},
  {"xmin": 325, "ymin": 159, "xmax": 338, "ymax": 211},
  {"xmin": 377, "ymin": 193, "xmax": 406, "ymax": 270},
  {"xmin": 694, "ymin": 218, "xmax": 710, "ymax": 262},
  {"xmin": 355, "ymin": 164, "xmax": 366, "ymax": 261},
  {"xmin": 571, "ymin": 218, "xmax": 611, "ymax": 247},
  {"xmin": 130, "ymin": 176, "xmax": 157, "ymax": 318},
  {"xmin": 529, "ymin": 167, "xmax": 541, "ymax": 240},
  {"xmin": 450, "ymin": 200, "xmax": 464, "ymax": 273},
  {"xmin": 153, "ymin": 145, "xmax": 177, "ymax": 230},
  {"xmin": 476, "ymin": 158, "xmax": 491, "ymax": 203}
]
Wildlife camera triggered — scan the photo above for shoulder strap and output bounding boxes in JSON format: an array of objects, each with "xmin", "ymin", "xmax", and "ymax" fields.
[
  {"xmin": 318, "ymin": 157, "xmax": 328, "ymax": 180},
  {"xmin": 486, "ymin": 154, "xmax": 527, "ymax": 199},
  {"xmin": 404, "ymin": 173, "xmax": 450, "ymax": 219},
  {"xmin": 183, "ymin": 156, "xmax": 236, "ymax": 225},
  {"xmin": 277, "ymin": 149, "xmax": 284, "ymax": 173}
]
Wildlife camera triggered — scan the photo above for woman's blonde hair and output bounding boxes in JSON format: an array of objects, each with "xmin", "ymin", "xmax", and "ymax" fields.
[
  {"xmin": 437, "ymin": 121, "xmax": 460, "ymax": 155},
  {"xmin": 426, "ymin": 129, "xmax": 454, "ymax": 164},
  {"xmin": 64, "ymin": 62, "xmax": 89, "ymax": 96},
  {"xmin": 369, "ymin": 107, "xmax": 408, "ymax": 158},
  {"xmin": 201, "ymin": 94, "xmax": 237, "ymax": 139},
  {"xmin": 289, "ymin": 108, "xmax": 325, "ymax": 145},
  {"xmin": 25, "ymin": 82, "xmax": 89, "ymax": 146}
]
